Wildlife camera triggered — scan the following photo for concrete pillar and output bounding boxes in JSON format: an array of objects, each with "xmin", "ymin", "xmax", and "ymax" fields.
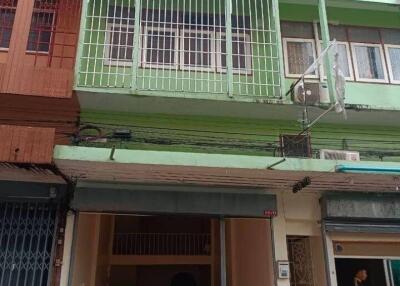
[
  {"xmin": 273, "ymin": 194, "xmax": 290, "ymax": 286},
  {"xmin": 60, "ymin": 211, "xmax": 75, "ymax": 286}
]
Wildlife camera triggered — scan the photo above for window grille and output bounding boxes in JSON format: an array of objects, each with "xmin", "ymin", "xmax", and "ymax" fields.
[
  {"xmin": 0, "ymin": 0, "xmax": 17, "ymax": 49},
  {"xmin": 27, "ymin": 0, "xmax": 81, "ymax": 68},
  {"xmin": 77, "ymin": 0, "xmax": 282, "ymax": 98},
  {"xmin": 287, "ymin": 236, "xmax": 315, "ymax": 286}
]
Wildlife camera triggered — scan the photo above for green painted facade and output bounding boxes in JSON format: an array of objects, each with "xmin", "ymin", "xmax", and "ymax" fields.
[
  {"xmin": 73, "ymin": 0, "xmax": 400, "ymax": 164},
  {"xmin": 78, "ymin": 109, "xmax": 400, "ymax": 162},
  {"xmin": 76, "ymin": 0, "xmax": 282, "ymax": 99},
  {"xmin": 280, "ymin": 2, "xmax": 400, "ymax": 110}
]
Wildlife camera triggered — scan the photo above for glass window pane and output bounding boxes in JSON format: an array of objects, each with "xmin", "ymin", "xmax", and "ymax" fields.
[
  {"xmin": 0, "ymin": 8, "xmax": 16, "ymax": 49},
  {"xmin": 220, "ymin": 34, "xmax": 251, "ymax": 73},
  {"xmin": 108, "ymin": 26, "xmax": 134, "ymax": 61},
  {"xmin": 391, "ymin": 260, "xmax": 400, "ymax": 286},
  {"xmin": 27, "ymin": 12, "xmax": 54, "ymax": 52},
  {"xmin": 334, "ymin": 44, "xmax": 350, "ymax": 78},
  {"xmin": 388, "ymin": 47, "xmax": 400, "ymax": 81},
  {"xmin": 354, "ymin": 45, "xmax": 385, "ymax": 80},
  {"xmin": 182, "ymin": 31, "xmax": 212, "ymax": 69},
  {"xmin": 286, "ymin": 41, "xmax": 315, "ymax": 75},
  {"xmin": 145, "ymin": 30, "xmax": 176, "ymax": 66}
]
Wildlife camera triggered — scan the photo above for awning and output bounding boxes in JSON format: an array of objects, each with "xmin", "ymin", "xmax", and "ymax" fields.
[
  {"xmin": 324, "ymin": 221, "xmax": 400, "ymax": 234},
  {"xmin": 0, "ymin": 163, "xmax": 67, "ymax": 201},
  {"xmin": 72, "ymin": 183, "xmax": 276, "ymax": 218},
  {"xmin": 321, "ymin": 193, "xmax": 400, "ymax": 221},
  {"xmin": 321, "ymin": 193, "xmax": 400, "ymax": 234}
]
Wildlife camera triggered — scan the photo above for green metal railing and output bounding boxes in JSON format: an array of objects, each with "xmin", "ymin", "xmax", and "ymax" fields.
[{"xmin": 75, "ymin": 0, "xmax": 282, "ymax": 99}]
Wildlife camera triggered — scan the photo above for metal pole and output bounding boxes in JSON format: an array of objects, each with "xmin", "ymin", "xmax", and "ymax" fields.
[
  {"xmin": 220, "ymin": 217, "xmax": 227, "ymax": 286},
  {"xmin": 318, "ymin": 0, "xmax": 335, "ymax": 104}
]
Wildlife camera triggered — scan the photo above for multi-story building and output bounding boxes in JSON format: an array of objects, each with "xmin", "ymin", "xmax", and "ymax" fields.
[
  {"xmin": 0, "ymin": 0, "xmax": 81, "ymax": 285},
  {"xmin": 1, "ymin": 0, "xmax": 400, "ymax": 286}
]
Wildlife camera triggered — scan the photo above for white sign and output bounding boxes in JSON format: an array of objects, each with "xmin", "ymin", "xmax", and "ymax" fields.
[{"xmin": 277, "ymin": 261, "xmax": 290, "ymax": 279}]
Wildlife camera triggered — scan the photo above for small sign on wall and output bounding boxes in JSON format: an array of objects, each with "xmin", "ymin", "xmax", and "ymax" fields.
[{"xmin": 277, "ymin": 261, "xmax": 290, "ymax": 279}]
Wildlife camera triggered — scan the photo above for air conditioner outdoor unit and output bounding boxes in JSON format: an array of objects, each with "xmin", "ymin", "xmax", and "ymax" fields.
[
  {"xmin": 319, "ymin": 149, "xmax": 360, "ymax": 161},
  {"xmin": 292, "ymin": 82, "xmax": 329, "ymax": 105}
]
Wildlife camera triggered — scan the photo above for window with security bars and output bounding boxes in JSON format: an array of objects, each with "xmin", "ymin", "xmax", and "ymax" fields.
[
  {"xmin": 0, "ymin": 0, "xmax": 17, "ymax": 49},
  {"xmin": 217, "ymin": 32, "xmax": 252, "ymax": 75},
  {"xmin": 27, "ymin": 11, "xmax": 55, "ymax": 53},
  {"xmin": 78, "ymin": 0, "xmax": 282, "ymax": 98}
]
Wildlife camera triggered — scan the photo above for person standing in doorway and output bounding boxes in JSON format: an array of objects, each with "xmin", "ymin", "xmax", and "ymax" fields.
[{"xmin": 354, "ymin": 269, "xmax": 368, "ymax": 286}]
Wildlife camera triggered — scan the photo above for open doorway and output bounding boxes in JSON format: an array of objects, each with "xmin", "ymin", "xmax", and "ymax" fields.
[
  {"xmin": 335, "ymin": 258, "xmax": 387, "ymax": 286},
  {"xmin": 71, "ymin": 214, "xmax": 217, "ymax": 286}
]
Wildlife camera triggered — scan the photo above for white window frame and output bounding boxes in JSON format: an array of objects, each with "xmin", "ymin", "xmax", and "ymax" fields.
[
  {"xmin": 104, "ymin": 22, "xmax": 135, "ymax": 67},
  {"xmin": 179, "ymin": 29, "xmax": 215, "ymax": 72},
  {"xmin": 350, "ymin": 42, "xmax": 388, "ymax": 83},
  {"xmin": 216, "ymin": 31, "xmax": 252, "ymax": 75},
  {"xmin": 282, "ymin": 37, "xmax": 318, "ymax": 79},
  {"xmin": 142, "ymin": 26, "xmax": 179, "ymax": 69},
  {"xmin": 319, "ymin": 41, "xmax": 354, "ymax": 81},
  {"xmin": 26, "ymin": 9, "xmax": 56, "ymax": 54},
  {"xmin": 384, "ymin": 44, "xmax": 400, "ymax": 85}
]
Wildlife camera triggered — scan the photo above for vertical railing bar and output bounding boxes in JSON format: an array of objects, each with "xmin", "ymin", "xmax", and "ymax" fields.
[
  {"xmin": 175, "ymin": 0, "xmax": 179, "ymax": 92},
  {"xmin": 168, "ymin": 0, "xmax": 173, "ymax": 92},
  {"xmin": 256, "ymin": 0, "xmax": 264, "ymax": 96},
  {"xmin": 130, "ymin": 0, "xmax": 141, "ymax": 91},
  {"xmin": 111, "ymin": 0, "xmax": 120, "ymax": 88},
  {"xmin": 225, "ymin": 0, "xmax": 233, "ymax": 97},
  {"xmin": 162, "ymin": 0, "xmax": 167, "ymax": 91},
  {"xmin": 272, "ymin": 0, "xmax": 285, "ymax": 99},
  {"xmin": 74, "ymin": 0, "xmax": 89, "ymax": 87},
  {"xmin": 91, "ymin": 0, "xmax": 103, "ymax": 87},
  {"xmin": 105, "ymin": 0, "xmax": 113, "ymax": 87},
  {"xmin": 244, "ymin": 0, "xmax": 251, "ymax": 96},
  {"xmin": 188, "ymin": 0, "xmax": 192, "ymax": 92},
  {"xmin": 266, "ymin": 0, "xmax": 274, "ymax": 97},
  {"xmin": 0, "ymin": 202, "xmax": 16, "ymax": 286}
]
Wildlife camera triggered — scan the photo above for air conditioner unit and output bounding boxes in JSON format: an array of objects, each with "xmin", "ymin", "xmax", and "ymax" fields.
[
  {"xmin": 320, "ymin": 149, "xmax": 360, "ymax": 161},
  {"xmin": 280, "ymin": 134, "xmax": 312, "ymax": 158},
  {"xmin": 292, "ymin": 82, "xmax": 329, "ymax": 105}
]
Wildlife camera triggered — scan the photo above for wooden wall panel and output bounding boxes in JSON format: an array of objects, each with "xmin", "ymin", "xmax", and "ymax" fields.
[
  {"xmin": 0, "ymin": 125, "xmax": 55, "ymax": 164},
  {"xmin": 0, "ymin": 0, "xmax": 81, "ymax": 98},
  {"xmin": 0, "ymin": 92, "xmax": 80, "ymax": 145}
]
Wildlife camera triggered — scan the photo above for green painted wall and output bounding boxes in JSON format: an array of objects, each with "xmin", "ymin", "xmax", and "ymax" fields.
[
  {"xmin": 280, "ymin": 2, "xmax": 400, "ymax": 110},
  {"xmin": 77, "ymin": 109, "xmax": 400, "ymax": 162},
  {"xmin": 77, "ymin": 0, "xmax": 281, "ymax": 98}
]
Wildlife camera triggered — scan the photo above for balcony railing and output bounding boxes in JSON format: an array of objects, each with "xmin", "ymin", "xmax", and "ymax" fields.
[
  {"xmin": 113, "ymin": 232, "xmax": 211, "ymax": 256},
  {"xmin": 75, "ymin": 0, "xmax": 283, "ymax": 100}
]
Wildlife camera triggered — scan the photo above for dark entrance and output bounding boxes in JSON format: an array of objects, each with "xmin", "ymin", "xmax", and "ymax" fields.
[
  {"xmin": 0, "ymin": 201, "xmax": 60, "ymax": 286},
  {"xmin": 335, "ymin": 258, "xmax": 387, "ymax": 286}
]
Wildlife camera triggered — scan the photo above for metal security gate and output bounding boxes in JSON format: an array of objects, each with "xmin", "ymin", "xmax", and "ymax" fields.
[{"xmin": 0, "ymin": 202, "xmax": 59, "ymax": 286}]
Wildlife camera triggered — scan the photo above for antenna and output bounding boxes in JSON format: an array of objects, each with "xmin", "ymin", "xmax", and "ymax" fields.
[{"xmin": 285, "ymin": 39, "xmax": 348, "ymax": 135}]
